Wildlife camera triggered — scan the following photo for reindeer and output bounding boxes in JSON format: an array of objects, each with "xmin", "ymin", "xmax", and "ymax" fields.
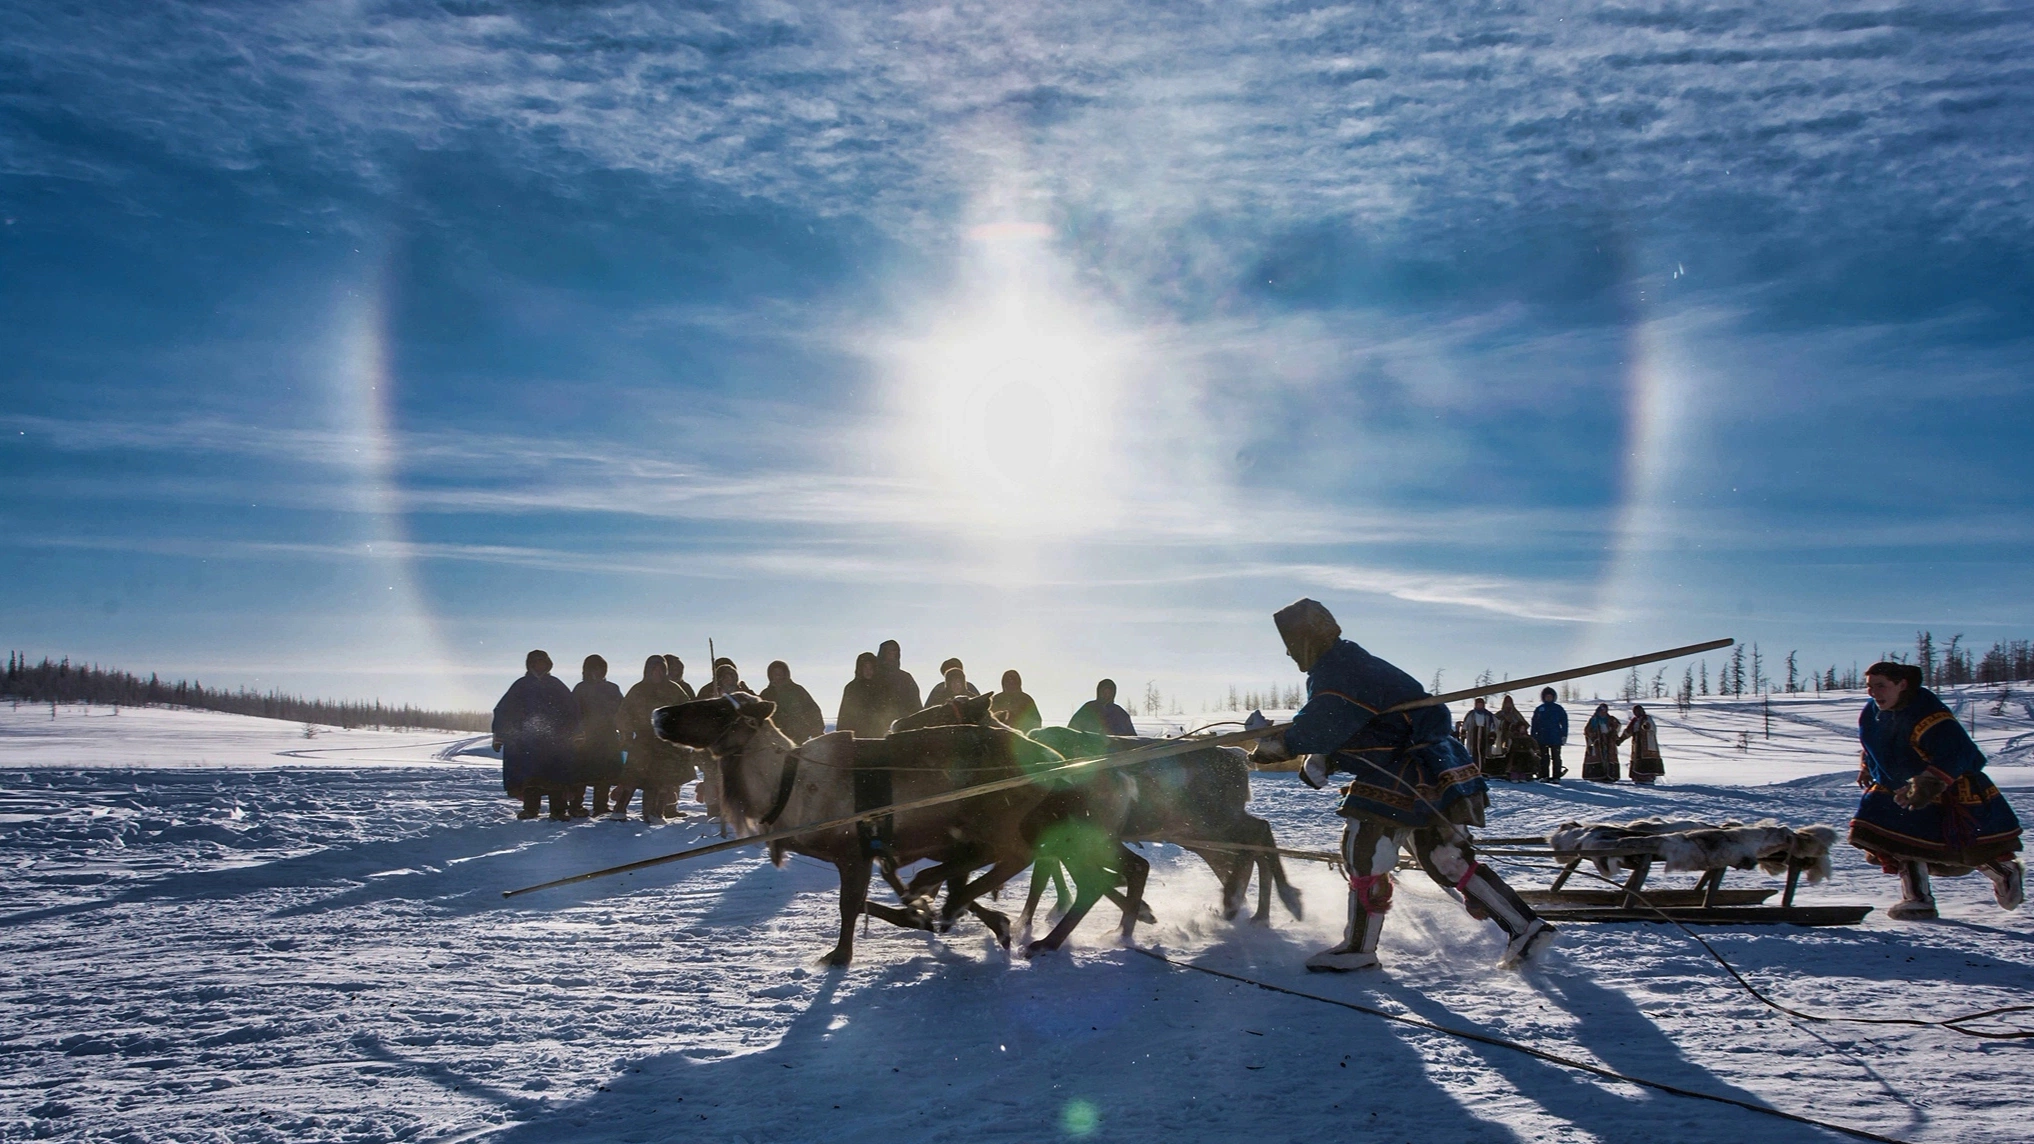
[
  {"xmin": 653, "ymin": 693, "xmax": 1146, "ymax": 963},
  {"xmin": 1027, "ymin": 727, "xmax": 1304, "ymax": 926}
]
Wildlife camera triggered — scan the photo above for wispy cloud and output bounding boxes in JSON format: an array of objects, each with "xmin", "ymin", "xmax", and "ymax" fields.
[{"xmin": 6, "ymin": 2, "xmax": 2030, "ymax": 244}]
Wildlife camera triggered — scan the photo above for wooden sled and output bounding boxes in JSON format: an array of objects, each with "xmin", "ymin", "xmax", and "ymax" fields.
[{"xmin": 1477, "ymin": 832, "xmax": 1873, "ymax": 927}]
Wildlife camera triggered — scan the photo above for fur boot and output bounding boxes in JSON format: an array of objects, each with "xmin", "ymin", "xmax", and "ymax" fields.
[
  {"xmin": 1888, "ymin": 861, "xmax": 1938, "ymax": 920},
  {"xmin": 1309, "ymin": 825, "xmax": 1401, "ymax": 972},
  {"xmin": 1982, "ymin": 857, "xmax": 2026, "ymax": 911}
]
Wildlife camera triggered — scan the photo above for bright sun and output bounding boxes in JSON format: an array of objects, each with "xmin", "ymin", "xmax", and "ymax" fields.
[{"xmin": 885, "ymin": 224, "xmax": 1123, "ymax": 535}]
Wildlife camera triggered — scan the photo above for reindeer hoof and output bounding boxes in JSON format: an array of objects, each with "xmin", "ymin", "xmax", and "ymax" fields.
[
  {"xmin": 977, "ymin": 910, "xmax": 1012, "ymax": 949},
  {"xmin": 820, "ymin": 946, "xmax": 853, "ymax": 967},
  {"xmin": 1136, "ymin": 903, "xmax": 1157, "ymax": 925},
  {"xmin": 1280, "ymin": 886, "xmax": 1306, "ymax": 921},
  {"xmin": 1024, "ymin": 939, "xmax": 1059, "ymax": 959}
]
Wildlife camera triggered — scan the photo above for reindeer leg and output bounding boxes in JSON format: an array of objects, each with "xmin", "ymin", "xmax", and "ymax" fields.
[
  {"xmin": 825, "ymin": 858, "xmax": 872, "ymax": 966},
  {"xmin": 1022, "ymin": 861, "xmax": 1051, "ymax": 928},
  {"xmin": 878, "ymin": 855, "xmax": 912, "ymax": 900},
  {"xmin": 1188, "ymin": 847, "xmax": 1247, "ymax": 921},
  {"xmin": 965, "ymin": 900, "xmax": 1012, "ymax": 949},
  {"xmin": 1115, "ymin": 845, "xmax": 1150, "ymax": 942},
  {"xmin": 1244, "ymin": 814, "xmax": 1304, "ymax": 921},
  {"xmin": 1027, "ymin": 864, "xmax": 1107, "ymax": 957},
  {"xmin": 1100, "ymin": 876, "xmax": 1156, "ymax": 924}
]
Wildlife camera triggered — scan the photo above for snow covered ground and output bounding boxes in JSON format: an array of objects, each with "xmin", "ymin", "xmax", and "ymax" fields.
[{"xmin": 3, "ymin": 689, "xmax": 2032, "ymax": 1144}]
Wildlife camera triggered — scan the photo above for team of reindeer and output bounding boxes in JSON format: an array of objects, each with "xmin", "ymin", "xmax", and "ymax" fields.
[{"xmin": 653, "ymin": 692, "xmax": 1305, "ymax": 964}]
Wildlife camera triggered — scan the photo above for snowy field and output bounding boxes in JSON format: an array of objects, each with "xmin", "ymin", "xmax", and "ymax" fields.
[{"xmin": 3, "ymin": 690, "xmax": 2032, "ymax": 1144}]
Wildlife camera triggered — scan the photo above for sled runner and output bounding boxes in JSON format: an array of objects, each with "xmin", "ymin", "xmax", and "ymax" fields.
[{"xmin": 1480, "ymin": 819, "xmax": 1873, "ymax": 927}]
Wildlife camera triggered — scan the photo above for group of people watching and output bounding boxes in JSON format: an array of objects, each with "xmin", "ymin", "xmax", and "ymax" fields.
[
  {"xmin": 1454, "ymin": 689, "xmax": 1663, "ymax": 784},
  {"xmin": 491, "ymin": 642, "xmax": 1140, "ymax": 822}
]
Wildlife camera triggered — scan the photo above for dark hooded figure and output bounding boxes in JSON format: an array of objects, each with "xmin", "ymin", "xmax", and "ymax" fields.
[
  {"xmin": 1247, "ymin": 599, "xmax": 1554, "ymax": 973},
  {"xmin": 924, "ymin": 657, "xmax": 981, "ymax": 706},
  {"xmin": 662, "ymin": 655, "xmax": 697, "ymax": 701},
  {"xmin": 837, "ymin": 652, "xmax": 890, "ymax": 738},
  {"xmin": 760, "ymin": 660, "xmax": 826, "ymax": 743},
  {"xmin": 874, "ymin": 640, "xmax": 921, "ymax": 730},
  {"xmin": 612, "ymin": 655, "xmax": 694, "ymax": 822},
  {"xmin": 989, "ymin": 669, "xmax": 1042, "ymax": 732},
  {"xmin": 571, "ymin": 654, "xmax": 625, "ymax": 816},
  {"xmin": 697, "ymin": 657, "xmax": 752, "ymax": 700},
  {"xmin": 493, "ymin": 649, "xmax": 580, "ymax": 820},
  {"xmin": 1851, "ymin": 661, "xmax": 2024, "ymax": 920},
  {"xmin": 1495, "ymin": 695, "xmax": 1537, "ymax": 781},
  {"xmin": 1069, "ymin": 679, "xmax": 1137, "ymax": 736}
]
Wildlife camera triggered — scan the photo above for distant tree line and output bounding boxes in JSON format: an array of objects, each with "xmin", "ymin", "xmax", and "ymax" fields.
[
  {"xmin": 1868, "ymin": 632, "xmax": 2034, "ymax": 689},
  {"xmin": 1660, "ymin": 632, "xmax": 2034, "ymax": 707},
  {"xmin": 2, "ymin": 652, "xmax": 489, "ymax": 732}
]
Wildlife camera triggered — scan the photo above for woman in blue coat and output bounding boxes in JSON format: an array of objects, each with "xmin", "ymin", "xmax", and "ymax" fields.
[
  {"xmin": 492, "ymin": 649, "xmax": 580, "ymax": 821},
  {"xmin": 1248, "ymin": 599, "xmax": 1555, "ymax": 972},
  {"xmin": 1851, "ymin": 661, "xmax": 2023, "ymax": 919}
]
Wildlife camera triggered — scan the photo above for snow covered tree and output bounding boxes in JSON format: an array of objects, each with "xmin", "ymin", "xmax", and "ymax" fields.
[
  {"xmin": 1917, "ymin": 631, "xmax": 1936, "ymax": 686},
  {"xmin": 1785, "ymin": 651, "xmax": 1798, "ymax": 693},
  {"xmin": 1699, "ymin": 660, "xmax": 1710, "ymax": 696}
]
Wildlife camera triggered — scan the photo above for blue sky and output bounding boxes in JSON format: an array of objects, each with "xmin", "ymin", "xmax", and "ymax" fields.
[{"xmin": 3, "ymin": 2, "xmax": 2031, "ymax": 716}]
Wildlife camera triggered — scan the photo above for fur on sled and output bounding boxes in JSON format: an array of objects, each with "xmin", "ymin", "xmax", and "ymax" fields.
[{"xmin": 1548, "ymin": 817, "xmax": 1837, "ymax": 884}]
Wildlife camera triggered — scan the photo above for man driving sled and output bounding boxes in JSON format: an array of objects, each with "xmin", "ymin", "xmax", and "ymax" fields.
[{"xmin": 1250, "ymin": 599, "xmax": 1556, "ymax": 972}]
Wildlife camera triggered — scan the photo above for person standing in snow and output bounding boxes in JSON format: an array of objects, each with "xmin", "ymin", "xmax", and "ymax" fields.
[
  {"xmin": 1495, "ymin": 695, "xmax": 1535, "ymax": 781},
  {"xmin": 1581, "ymin": 703, "xmax": 1622, "ymax": 781},
  {"xmin": 688, "ymin": 658, "xmax": 751, "ymax": 822},
  {"xmin": 874, "ymin": 640, "xmax": 921, "ymax": 730},
  {"xmin": 1069, "ymin": 679, "xmax": 1137, "ymax": 736},
  {"xmin": 1246, "ymin": 599, "xmax": 1555, "ymax": 972},
  {"xmin": 1531, "ymin": 688, "xmax": 1568, "ymax": 782},
  {"xmin": 662, "ymin": 655, "xmax": 697, "ymax": 701},
  {"xmin": 492, "ymin": 649, "xmax": 580, "ymax": 821},
  {"xmin": 1458, "ymin": 697, "xmax": 1499, "ymax": 777},
  {"xmin": 989, "ymin": 669, "xmax": 1043, "ymax": 732},
  {"xmin": 570, "ymin": 654, "xmax": 625, "ymax": 816},
  {"xmin": 836, "ymin": 652, "xmax": 890, "ymax": 738},
  {"xmin": 759, "ymin": 660, "xmax": 825, "ymax": 744},
  {"xmin": 1622, "ymin": 704, "xmax": 1664, "ymax": 784},
  {"xmin": 924, "ymin": 657, "xmax": 981, "ymax": 706},
  {"xmin": 1850, "ymin": 661, "xmax": 2024, "ymax": 920},
  {"xmin": 611, "ymin": 656, "xmax": 693, "ymax": 822},
  {"xmin": 696, "ymin": 658, "xmax": 751, "ymax": 700}
]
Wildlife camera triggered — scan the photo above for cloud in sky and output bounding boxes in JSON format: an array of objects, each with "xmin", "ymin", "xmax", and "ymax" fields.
[{"xmin": 3, "ymin": 2, "xmax": 2032, "ymax": 710}]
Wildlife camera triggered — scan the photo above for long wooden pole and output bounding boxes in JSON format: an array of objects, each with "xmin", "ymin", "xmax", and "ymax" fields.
[
  {"xmin": 1389, "ymin": 637, "xmax": 1734, "ymax": 713},
  {"xmin": 502, "ymin": 636, "xmax": 1731, "ymax": 898}
]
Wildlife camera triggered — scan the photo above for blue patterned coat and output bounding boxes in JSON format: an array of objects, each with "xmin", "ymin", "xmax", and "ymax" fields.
[
  {"xmin": 1850, "ymin": 688, "xmax": 2021, "ymax": 869},
  {"xmin": 1282, "ymin": 639, "xmax": 1487, "ymax": 828}
]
